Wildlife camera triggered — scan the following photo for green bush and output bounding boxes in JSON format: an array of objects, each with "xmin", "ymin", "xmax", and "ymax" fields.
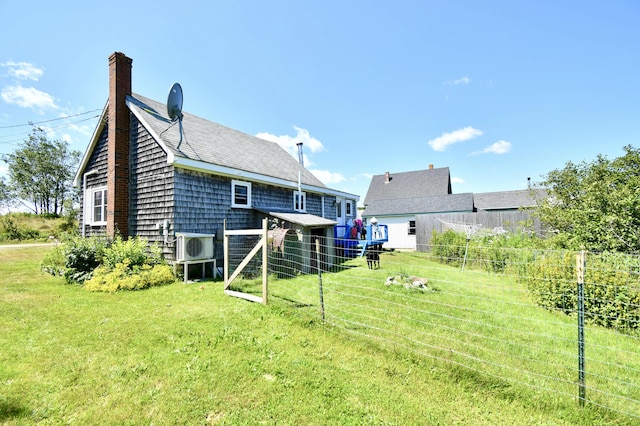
[
  {"xmin": 84, "ymin": 262, "xmax": 175, "ymax": 292},
  {"xmin": 41, "ymin": 235, "xmax": 170, "ymax": 288},
  {"xmin": 431, "ymin": 230, "xmax": 467, "ymax": 267},
  {"xmin": 102, "ymin": 236, "xmax": 163, "ymax": 270},
  {"xmin": 0, "ymin": 215, "xmax": 40, "ymax": 241},
  {"xmin": 61, "ymin": 236, "xmax": 109, "ymax": 283},
  {"xmin": 523, "ymin": 251, "xmax": 640, "ymax": 332}
]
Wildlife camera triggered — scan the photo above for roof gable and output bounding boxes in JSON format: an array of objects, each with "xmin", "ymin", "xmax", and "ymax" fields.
[{"xmin": 364, "ymin": 167, "xmax": 452, "ymax": 205}]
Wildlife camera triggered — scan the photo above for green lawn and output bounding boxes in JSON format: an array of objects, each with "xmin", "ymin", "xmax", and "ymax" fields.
[{"xmin": 0, "ymin": 246, "xmax": 634, "ymax": 425}]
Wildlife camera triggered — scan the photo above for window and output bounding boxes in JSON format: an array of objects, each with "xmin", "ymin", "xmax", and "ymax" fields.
[
  {"xmin": 231, "ymin": 180, "xmax": 251, "ymax": 208},
  {"xmin": 86, "ymin": 187, "xmax": 107, "ymax": 225},
  {"xmin": 346, "ymin": 200, "xmax": 353, "ymax": 216},
  {"xmin": 408, "ymin": 220, "xmax": 416, "ymax": 235},
  {"xmin": 294, "ymin": 191, "xmax": 306, "ymax": 212}
]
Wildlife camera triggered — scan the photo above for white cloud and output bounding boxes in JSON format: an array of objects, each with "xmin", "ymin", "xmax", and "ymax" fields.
[
  {"xmin": 427, "ymin": 126, "xmax": 483, "ymax": 151},
  {"xmin": 0, "ymin": 164, "xmax": 8, "ymax": 176},
  {"xmin": 256, "ymin": 125, "xmax": 325, "ymax": 165},
  {"xmin": 2, "ymin": 61, "xmax": 43, "ymax": 81},
  {"xmin": 477, "ymin": 140, "xmax": 512, "ymax": 155},
  {"xmin": 451, "ymin": 176, "xmax": 465, "ymax": 184},
  {"xmin": 310, "ymin": 169, "xmax": 346, "ymax": 185},
  {"xmin": 445, "ymin": 76, "xmax": 470, "ymax": 86},
  {"xmin": 1, "ymin": 84, "xmax": 57, "ymax": 112}
]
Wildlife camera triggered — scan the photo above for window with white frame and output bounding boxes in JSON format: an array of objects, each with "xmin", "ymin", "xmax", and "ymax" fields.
[
  {"xmin": 231, "ymin": 180, "xmax": 252, "ymax": 208},
  {"xmin": 293, "ymin": 190, "xmax": 306, "ymax": 212},
  {"xmin": 408, "ymin": 220, "xmax": 416, "ymax": 235},
  {"xmin": 346, "ymin": 200, "xmax": 353, "ymax": 216},
  {"xmin": 86, "ymin": 187, "xmax": 107, "ymax": 225}
]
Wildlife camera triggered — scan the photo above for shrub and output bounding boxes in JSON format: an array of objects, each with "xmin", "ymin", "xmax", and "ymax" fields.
[
  {"xmin": 64, "ymin": 236, "xmax": 109, "ymax": 283},
  {"xmin": 523, "ymin": 251, "xmax": 640, "ymax": 332},
  {"xmin": 84, "ymin": 262, "xmax": 175, "ymax": 292},
  {"xmin": 102, "ymin": 236, "xmax": 163, "ymax": 270}
]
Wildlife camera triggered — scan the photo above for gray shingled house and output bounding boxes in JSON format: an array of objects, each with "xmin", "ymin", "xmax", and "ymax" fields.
[
  {"xmin": 362, "ymin": 166, "xmax": 544, "ymax": 250},
  {"xmin": 73, "ymin": 52, "xmax": 358, "ymax": 274}
]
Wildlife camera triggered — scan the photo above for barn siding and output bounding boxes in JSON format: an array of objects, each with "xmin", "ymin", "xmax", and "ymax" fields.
[{"xmin": 415, "ymin": 210, "xmax": 541, "ymax": 251}]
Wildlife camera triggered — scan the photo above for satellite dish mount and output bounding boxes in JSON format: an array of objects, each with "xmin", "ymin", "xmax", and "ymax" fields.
[{"xmin": 167, "ymin": 83, "xmax": 184, "ymax": 148}]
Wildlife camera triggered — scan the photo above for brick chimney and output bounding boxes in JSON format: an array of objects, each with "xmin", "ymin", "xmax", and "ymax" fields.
[
  {"xmin": 107, "ymin": 52, "xmax": 132, "ymax": 238},
  {"xmin": 384, "ymin": 171, "xmax": 390, "ymax": 183},
  {"xmin": 429, "ymin": 164, "xmax": 434, "ymax": 170}
]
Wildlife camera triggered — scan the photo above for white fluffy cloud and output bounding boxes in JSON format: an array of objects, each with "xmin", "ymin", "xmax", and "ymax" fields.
[
  {"xmin": 451, "ymin": 176, "xmax": 465, "ymax": 185},
  {"xmin": 478, "ymin": 140, "xmax": 512, "ymax": 155},
  {"xmin": 445, "ymin": 76, "xmax": 470, "ymax": 86},
  {"xmin": 427, "ymin": 126, "xmax": 483, "ymax": 151},
  {"xmin": 2, "ymin": 61, "xmax": 43, "ymax": 81},
  {"xmin": 1, "ymin": 84, "xmax": 57, "ymax": 111},
  {"xmin": 256, "ymin": 125, "xmax": 324, "ymax": 166},
  {"xmin": 310, "ymin": 169, "xmax": 346, "ymax": 185}
]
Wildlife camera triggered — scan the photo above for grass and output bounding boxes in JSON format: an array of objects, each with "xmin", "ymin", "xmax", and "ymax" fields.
[{"xmin": 0, "ymin": 246, "xmax": 636, "ymax": 424}]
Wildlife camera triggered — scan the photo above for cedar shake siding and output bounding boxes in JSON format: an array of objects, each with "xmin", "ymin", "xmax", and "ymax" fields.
[
  {"xmin": 79, "ymin": 125, "xmax": 109, "ymax": 237},
  {"xmin": 129, "ymin": 116, "xmax": 176, "ymax": 258}
]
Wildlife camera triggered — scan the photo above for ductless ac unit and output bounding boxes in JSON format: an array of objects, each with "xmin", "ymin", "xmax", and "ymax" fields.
[{"xmin": 176, "ymin": 232, "xmax": 215, "ymax": 262}]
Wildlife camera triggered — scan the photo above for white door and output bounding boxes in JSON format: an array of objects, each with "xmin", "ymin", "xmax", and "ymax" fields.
[{"xmin": 336, "ymin": 197, "xmax": 345, "ymax": 226}]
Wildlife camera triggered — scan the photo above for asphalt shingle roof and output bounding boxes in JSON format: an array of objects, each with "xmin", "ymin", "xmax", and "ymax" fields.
[
  {"xmin": 127, "ymin": 94, "xmax": 327, "ymax": 188},
  {"xmin": 473, "ymin": 189, "xmax": 545, "ymax": 211},
  {"xmin": 363, "ymin": 168, "xmax": 452, "ymax": 206},
  {"xmin": 362, "ymin": 193, "xmax": 474, "ymax": 217}
]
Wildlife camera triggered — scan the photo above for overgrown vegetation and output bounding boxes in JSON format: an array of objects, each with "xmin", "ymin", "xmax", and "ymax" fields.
[
  {"xmin": 1, "ymin": 246, "xmax": 633, "ymax": 424},
  {"xmin": 41, "ymin": 235, "xmax": 175, "ymax": 292},
  {"xmin": 431, "ymin": 229, "xmax": 640, "ymax": 334},
  {"xmin": 0, "ymin": 212, "xmax": 76, "ymax": 243}
]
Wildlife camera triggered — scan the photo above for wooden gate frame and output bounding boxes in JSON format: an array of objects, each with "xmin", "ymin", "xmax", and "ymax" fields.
[{"xmin": 223, "ymin": 218, "xmax": 268, "ymax": 304}]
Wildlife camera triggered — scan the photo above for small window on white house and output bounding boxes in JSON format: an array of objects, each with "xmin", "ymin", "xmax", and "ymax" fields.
[
  {"xmin": 408, "ymin": 220, "xmax": 416, "ymax": 235},
  {"xmin": 87, "ymin": 187, "xmax": 107, "ymax": 225},
  {"xmin": 231, "ymin": 180, "xmax": 252, "ymax": 208},
  {"xmin": 346, "ymin": 200, "xmax": 353, "ymax": 216},
  {"xmin": 294, "ymin": 191, "xmax": 306, "ymax": 212}
]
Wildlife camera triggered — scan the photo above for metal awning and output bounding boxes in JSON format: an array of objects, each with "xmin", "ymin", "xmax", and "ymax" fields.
[{"xmin": 255, "ymin": 208, "xmax": 337, "ymax": 227}]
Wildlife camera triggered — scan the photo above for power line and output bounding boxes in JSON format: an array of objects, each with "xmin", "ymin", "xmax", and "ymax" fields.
[
  {"xmin": 0, "ymin": 108, "xmax": 102, "ymax": 129},
  {"xmin": 0, "ymin": 114, "xmax": 100, "ymax": 146}
]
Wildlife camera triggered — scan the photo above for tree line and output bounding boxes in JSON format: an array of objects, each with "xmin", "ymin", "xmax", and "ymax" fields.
[
  {"xmin": 1, "ymin": 127, "xmax": 80, "ymax": 216},
  {"xmin": 1, "ymin": 127, "xmax": 639, "ymax": 253}
]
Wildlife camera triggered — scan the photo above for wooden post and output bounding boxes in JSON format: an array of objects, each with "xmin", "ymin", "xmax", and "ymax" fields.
[
  {"xmin": 262, "ymin": 218, "xmax": 268, "ymax": 305},
  {"xmin": 223, "ymin": 219, "xmax": 229, "ymax": 290}
]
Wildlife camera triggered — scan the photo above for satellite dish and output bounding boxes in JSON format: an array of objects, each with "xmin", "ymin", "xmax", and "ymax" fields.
[
  {"xmin": 167, "ymin": 83, "xmax": 183, "ymax": 121},
  {"xmin": 166, "ymin": 83, "xmax": 184, "ymax": 147}
]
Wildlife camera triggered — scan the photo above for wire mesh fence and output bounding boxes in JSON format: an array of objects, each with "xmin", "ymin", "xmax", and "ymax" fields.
[{"xmin": 262, "ymin": 239, "xmax": 640, "ymax": 420}]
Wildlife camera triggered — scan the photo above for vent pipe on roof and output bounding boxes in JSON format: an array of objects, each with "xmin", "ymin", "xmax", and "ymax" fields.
[
  {"xmin": 385, "ymin": 171, "xmax": 390, "ymax": 183},
  {"xmin": 527, "ymin": 177, "xmax": 531, "ymax": 189},
  {"xmin": 296, "ymin": 142, "xmax": 304, "ymax": 166}
]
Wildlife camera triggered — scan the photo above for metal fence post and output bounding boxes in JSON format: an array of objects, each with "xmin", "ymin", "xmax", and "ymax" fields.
[
  {"xmin": 576, "ymin": 250, "xmax": 586, "ymax": 406},
  {"xmin": 316, "ymin": 239, "xmax": 325, "ymax": 321}
]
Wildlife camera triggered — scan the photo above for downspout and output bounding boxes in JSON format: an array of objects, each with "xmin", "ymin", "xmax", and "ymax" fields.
[{"xmin": 82, "ymin": 170, "xmax": 98, "ymax": 237}]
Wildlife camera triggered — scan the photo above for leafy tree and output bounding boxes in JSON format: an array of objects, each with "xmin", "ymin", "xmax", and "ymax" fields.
[
  {"xmin": 535, "ymin": 145, "xmax": 640, "ymax": 251},
  {"xmin": 2, "ymin": 127, "xmax": 81, "ymax": 215},
  {"xmin": 0, "ymin": 177, "xmax": 15, "ymax": 213}
]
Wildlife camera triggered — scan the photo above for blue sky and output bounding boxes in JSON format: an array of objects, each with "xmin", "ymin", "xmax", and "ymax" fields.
[{"xmin": 1, "ymin": 1, "xmax": 638, "ymax": 205}]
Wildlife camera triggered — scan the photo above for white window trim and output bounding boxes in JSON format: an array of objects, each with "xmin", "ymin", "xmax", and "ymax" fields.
[
  {"xmin": 231, "ymin": 180, "xmax": 252, "ymax": 208},
  {"xmin": 86, "ymin": 186, "xmax": 107, "ymax": 226},
  {"xmin": 293, "ymin": 190, "xmax": 306, "ymax": 212},
  {"xmin": 346, "ymin": 200, "xmax": 353, "ymax": 216}
]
